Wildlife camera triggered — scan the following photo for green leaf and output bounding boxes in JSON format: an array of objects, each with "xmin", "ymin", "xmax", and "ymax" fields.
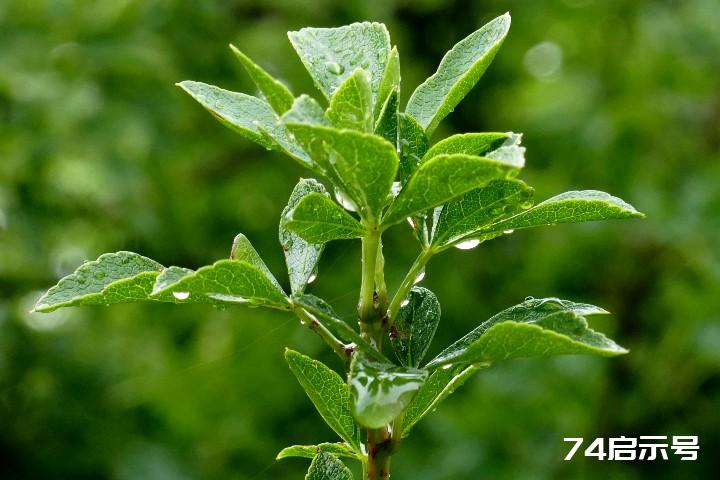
[
  {"xmin": 375, "ymin": 46, "xmax": 400, "ymax": 122},
  {"xmin": 288, "ymin": 22, "xmax": 391, "ymax": 105},
  {"xmin": 276, "ymin": 443, "xmax": 359, "ymax": 461},
  {"xmin": 177, "ymin": 81, "xmax": 313, "ymax": 170},
  {"xmin": 280, "ymin": 179, "xmax": 327, "ymax": 294},
  {"xmin": 150, "ymin": 259, "xmax": 289, "ymax": 309},
  {"xmin": 34, "ymin": 252, "xmax": 164, "ymax": 312},
  {"xmin": 485, "ymin": 132, "xmax": 526, "ymax": 168},
  {"xmin": 305, "ymin": 452, "xmax": 354, "ymax": 480},
  {"xmin": 230, "ymin": 233, "xmax": 284, "ymax": 291},
  {"xmin": 292, "ymin": 294, "xmax": 392, "ymax": 364},
  {"xmin": 230, "ymin": 44, "xmax": 294, "ymax": 114},
  {"xmin": 283, "ymin": 94, "xmax": 329, "ymax": 126},
  {"xmin": 406, "ymin": 13, "xmax": 511, "ymax": 135},
  {"xmin": 424, "ymin": 132, "xmax": 508, "ymax": 161},
  {"xmin": 391, "ymin": 287, "xmax": 440, "ymax": 367},
  {"xmin": 348, "ymin": 353, "xmax": 428, "ymax": 429},
  {"xmin": 282, "ymin": 125, "xmax": 399, "ymax": 222},
  {"xmin": 402, "ymin": 363, "xmax": 483, "ymax": 437},
  {"xmin": 430, "ymin": 179, "xmax": 534, "ymax": 247},
  {"xmin": 381, "ymin": 154, "xmax": 519, "ymax": 228},
  {"xmin": 374, "ymin": 88, "xmax": 399, "ymax": 146},
  {"xmin": 397, "ymin": 113, "xmax": 429, "ymax": 185},
  {"xmin": 285, "ymin": 349, "xmax": 360, "ymax": 451},
  {"xmin": 478, "ymin": 191, "xmax": 645, "ymax": 237},
  {"xmin": 326, "ymin": 69, "xmax": 373, "ymax": 132},
  {"xmin": 285, "ymin": 192, "xmax": 366, "ymax": 243},
  {"xmin": 425, "ymin": 298, "xmax": 628, "ymax": 369}
]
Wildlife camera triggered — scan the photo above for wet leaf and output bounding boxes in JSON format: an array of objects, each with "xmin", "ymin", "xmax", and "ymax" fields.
[
  {"xmin": 285, "ymin": 349, "xmax": 361, "ymax": 451},
  {"xmin": 305, "ymin": 452, "xmax": 354, "ymax": 480},
  {"xmin": 423, "ymin": 132, "xmax": 508, "ymax": 161},
  {"xmin": 348, "ymin": 353, "xmax": 428, "ymax": 429},
  {"xmin": 406, "ymin": 13, "xmax": 511, "ymax": 135},
  {"xmin": 391, "ymin": 287, "xmax": 441, "ymax": 367},
  {"xmin": 276, "ymin": 443, "xmax": 360, "ymax": 461},
  {"xmin": 326, "ymin": 69, "xmax": 373, "ymax": 132},
  {"xmin": 426, "ymin": 298, "xmax": 628, "ymax": 369},
  {"xmin": 285, "ymin": 192, "xmax": 366, "ymax": 243},
  {"xmin": 230, "ymin": 44, "xmax": 294, "ymax": 114}
]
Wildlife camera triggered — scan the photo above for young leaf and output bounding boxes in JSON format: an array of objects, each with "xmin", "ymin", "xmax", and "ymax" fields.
[
  {"xmin": 325, "ymin": 69, "xmax": 373, "ymax": 132},
  {"xmin": 348, "ymin": 353, "xmax": 428, "ymax": 429},
  {"xmin": 391, "ymin": 287, "xmax": 441, "ymax": 367},
  {"xmin": 288, "ymin": 22, "xmax": 391, "ymax": 105},
  {"xmin": 485, "ymin": 132, "xmax": 526, "ymax": 168},
  {"xmin": 479, "ymin": 190, "xmax": 645, "ymax": 237},
  {"xmin": 430, "ymin": 179, "xmax": 534, "ymax": 247},
  {"xmin": 34, "ymin": 252, "xmax": 164, "ymax": 312},
  {"xmin": 285, "ymin": 192, "xmax": 366, "ymax": 243},
  {"xmin": 425, "ymin": 297, "xmax": 628, "ymax": 369},
  {"xmin": 230, "ymin": 233, "xmax": 284, "ymax": 291},
  {"xmin": 406, "ymin": 13, "xmax": 511, "ymax": 135},
  {"xmin": 150, "ymin": 259, "xmax": 289, "ymax": 309},
  {"xmin": 402, "ymin": 363, "xmax": 484, "ymax": 437},
  {"xmin": 177, "ymin": 81, "xmax": 314, "ymax": 170},
  {"xmin": 280, "ymin": 179, "xmax": 327, "ymax": 294},
  {"xmin": 282, "ymin": 125, "xmax": 399, "ymax": 222},
  {"xmin": 381, "ymin": 154, "xmax": 519, "ymax": 228},
  {"xmin": 230, "ymin": 44, "xmax": 294, "ymax": 114},
  {"xmin": 305, "ymin": 452, "xmax": 354, "ymax": 480},
  {"xmin": 423, "ymin": 132, "xmax": 508, "ymax": 161},
  {"xmin": 374, "ymin": 88, "xmax": 399, "ymax": 146},
  {"xmin": 292, "ymin": 294, "xmax": 392, "ymax": 364},
  {"xmin": 375, "ymin": 46, "xmax": 400, "ymax": 123},
  {"xmin": 283, "ymin": 95, "xmax": 329, "ymax": 126},
  {"xmin": 285, "ymin": 349, "xmax": 360, "ymax": 451},
  {"xmin": 276, "ymin": 443, "xmax": 360, "ymax": 461},
  {"xmin": 397, "ymin": 113, "xmax": 429, "ymax": 185}
]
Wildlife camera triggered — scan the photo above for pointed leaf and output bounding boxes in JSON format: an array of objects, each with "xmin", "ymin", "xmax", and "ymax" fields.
[
  {"xmin": 397, "ymin": 113, "xmax": 429, "ymax": 185},
  {"xmin": 381, "ymin": 154, "xmax": 519, "ymax": 227},
  {"xmin": 230, "ymin": 44, "xmax": 294, "ymax": 114},
  {"xmin": 402, "ymin": 363, "xmax": 483, "ymax": 436},
  {"xmin": 285, "ymin": 192, "xmax": 366, "ymax": 243},
  {"xmin": 277, "ymin": 443, "xmax": 359, "ymax": 461},
  {"xmin": 230, "ymin": 233, "xmax": 284, "ymax": 291},
  {"xmin": 406, "ymin": 13, "xmax": 511, "ymax": 135},
  {"xmin": 326, "ymin": 69, "xmax": 373, "ymax": 132},
  {"xmin": 391, "ymin": 287, "xmax": 440, "ymax": 367},
  {"xmin": 374, "ymin": 88, "xmax": 399, "ymax": 145},
  {"xmin": 285, "ymin": 349, "xmax": 360, "ymax": 450},
  {"xmin": 292, "ymin": 294, "xmax": 392, "ymax": 364},
  {"xmin": 431, "ymin": 179, "xmax": 534, "ymax": 247},
  {"xmin": 424, "ymin": 132, "xmax": 508, "ymax": 161},
  {"xmin": 348, "ymin": 353, "xmax": 428, "ymax": 429},
  {"xmin": 150, "ymin": 259, "xmax": 288, "ymax": 309},
  {"xmin": 288, "ymin": 22, "xmax": 391, "ymax": 105},
  {"xmin": 177, "ymin": 81, "xmax": 313, "ymax": 170},
  {"xmin": 485, "ymin": 132, "xmax": 526, "ymax": 168},
  {"xmin": 280, "ymin": 179, "xmax": 327, "ymax": 294},
  {"xmin": 375, "ymin": 46, "xmax": 400, "ymax": 122},
  {"xmin": 426, "ymin": 298, "xmax": 627, "ymax": 369},
  {"xmin": 282, "ymin": 125, "xmax": 399, "ymax": 222},
  {"xmin": 479, "ymin": 191, "xmax": 645, "ymax": 237},
  {"xmin": 34, "ymin": 252, "xmax": 164, "ymax": 312},
  {"xmin": 305, "ymin": 452, "xmax": 353, "ymax": 480}
]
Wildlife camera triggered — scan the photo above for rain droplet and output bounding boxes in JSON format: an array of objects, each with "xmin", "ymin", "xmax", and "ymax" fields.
[
  {"xmin": 406, "ymin": 217, "xmax": 416, "ymax": 228},
  {"xmin": 173, "ymin": 291, "xmax": 190, "ymax": 300},
  {"xmin": 503, "ymin": 229, "xmax": 515, "ymax": 234},
  {"xmin": 334, "ymin": 188, "xmax": 357, "ymax": 212},
  {"xmin": 525, "ymin": 296, "xmax": 535, "ymax": 301},
  {"xmin": 400, "ymin": 299, "xmax": 410, "ymax": 308},
  {"xmin": 413, "ymin": 270, "xmax": 426, "ymax": 285},
  {"xmin": 454, "ymin": 239, "xmax": 480, "ymax": 250},
  {"xmin": 307, "ymin": 273, "xmax": 317, "ymax": 284},
  {"xmin": 520, "ymin": 200, "xmax": 533, "ymax": 209},
  {"xmin": 325, "ymin": 61, "xmax": 344, "ymax": 75},
  {"xmin": 441, "ymin": 364, "xmax": 453, "ymax": 370}
]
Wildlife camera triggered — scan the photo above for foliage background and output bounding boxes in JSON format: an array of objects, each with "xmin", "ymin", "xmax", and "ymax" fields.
[{"xmin": 1, "ymin": 0, "xmax": 718, "ymax": 478}]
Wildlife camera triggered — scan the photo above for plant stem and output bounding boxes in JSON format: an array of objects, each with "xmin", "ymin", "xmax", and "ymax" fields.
[
  {"xmin": 386, "ymin": 248, "xmax": 434, "ymax": 324},
  {"xmin": 358, "ymin": 229, "xmax": 381, "ymax": 329},
  {"xmin": 292, "ymin": 306, "xmax": 351, "ymax": 363}
]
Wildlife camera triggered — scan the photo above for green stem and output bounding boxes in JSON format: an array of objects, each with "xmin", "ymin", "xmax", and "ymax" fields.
[
  {"xmin": 386, "ymin": 248, "xmax": 434, "ymax": 324},
  {"xmin": 292, "ymin": 306, "xmax": 350, "ymax": 363},
  {"xmin": 358, "ymin": 229, "xmax": 381, "ymax": 327}
]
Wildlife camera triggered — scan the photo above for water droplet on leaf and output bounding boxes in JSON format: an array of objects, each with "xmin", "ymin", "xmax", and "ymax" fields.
[
  {"xmin": 307, "ymin": 273, "xmax": 317, "ymax": 284},
  {"xmin": 413, "ymin": 270, "xmax": 425, "ymax": 285},
  {"xmin": 400, "ymin": 299, "xmax": 410, "ymax": 308},
  {"xmin": 173, "ymin": 291, "xmax": 190, "ymax": 300},
  {"xmin": 325, "ymin": 62, "xmax": 344, "ymax": 75},
  {"xmin": 454, "ymin": 239, "xmax": 480, "ymax": 250},
  {"xmin": 334, "ymin": 188, "xmax": 357, "ymax": 212},
  {"xmin": 503, "ymin": 229, "xmax": 515, "ymax": 234}
]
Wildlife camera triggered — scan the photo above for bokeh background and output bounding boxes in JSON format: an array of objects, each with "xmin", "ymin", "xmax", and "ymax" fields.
[{"xmin": 2, "ymin": 0, "xmax": 719, "ymax": 478}]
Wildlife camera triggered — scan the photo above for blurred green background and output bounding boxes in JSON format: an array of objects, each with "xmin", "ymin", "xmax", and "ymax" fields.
[{"xmin": 2, "ymin": 0, "xmax": 719, "ymax": 478}]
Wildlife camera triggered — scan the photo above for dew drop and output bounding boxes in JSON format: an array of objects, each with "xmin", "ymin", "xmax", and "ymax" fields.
[
  {"xmin": 441, "ymin": 364, "xmax": 453, "ymax": 370},
  {"xmin": 520, "ymin": 200, "xmax": 533, "ymax": 209},
  {"xmin": 325, "ymin": 61, "xmax": 344, "ymax": 75},
  {"xmin": 413, "ymin": 270, "xmax": 425, "ymax": 285},
  {"xmin": 454, "ymin": 239, "xmax": 480, "ymax": 250},
  {"xmin": 525, "ymin": 296, "xmax": 535, "ymax": 301},
  {"xmin": 307, "ymin": 273, "xmax": 317, "ymax": 284},
  {"xmin": 334, "ymin": 188, "xmax": 357, "ymax": 212},
  {"xmin": 400, "ymin": 299, "xmax": 410, "ymax": 308},
  {"xmin": 503, "ymin": 229, "xmax": 515, "ymax": 235},
  {"xmin": 406, "ymin": 217, "xmax": 416, "ymax": 228},
  {"xmin": 173, "ymin": 291, "xmax": 190, "ymax": 300}
]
